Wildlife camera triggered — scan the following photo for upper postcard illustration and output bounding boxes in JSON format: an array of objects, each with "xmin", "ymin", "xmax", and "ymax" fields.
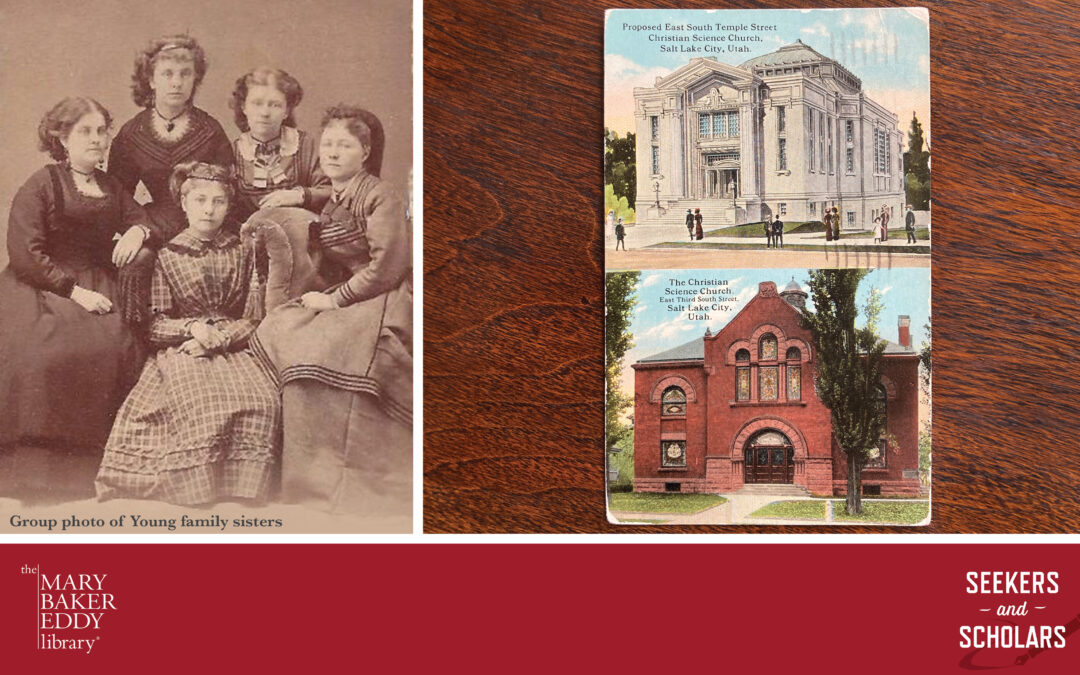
[{"xmin": 605, "ymin": 8, "xmax": 931, "ymax": 271}]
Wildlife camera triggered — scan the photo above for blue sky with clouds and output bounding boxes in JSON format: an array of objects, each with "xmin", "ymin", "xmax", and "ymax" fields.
[
  {"xmin": 605, "ymin": 8, "xmax": 929, "ymax": 138},
  {"xmin": 622, "ymin": 268, "xmax": 930, "ymax": 393}
]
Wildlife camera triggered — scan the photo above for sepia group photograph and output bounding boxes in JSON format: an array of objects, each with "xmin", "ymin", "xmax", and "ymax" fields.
[{"xmin": 0, "ymin": 0, "xmax": 414, "ymax": 533}]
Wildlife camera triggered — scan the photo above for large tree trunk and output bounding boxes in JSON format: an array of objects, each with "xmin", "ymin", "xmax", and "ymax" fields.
[{"xmin": 846, "ymin": 452, "xmax": 863, "ymax": 515}]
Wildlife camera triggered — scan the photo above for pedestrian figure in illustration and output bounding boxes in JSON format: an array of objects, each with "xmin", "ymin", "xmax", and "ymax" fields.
[
  {"xmin": 873, "ymin": 207, "xmax": 888, "ymax": 244},
  {"xmin": 877, "ymin": 203, "xmax": 890, "ymax": 241},
  {"xmin": 764, "ymin": 217, "xmax": 773, "ymax": 248},
  {"xmin": 823, "ymin": 208, "xmax": 834, "ymax": 242},
  {"xmin": 607, "ymin": 209, "xmax": 616, "ymax": 234},
  {"xmin": 694, "ymin": 208, "xmax": 703, "ymax": 241},
  {"xmin": 685, "ymin": 208, "xmax": 694, "ymax": 241},
  {"xmin": 905, "ymin": 205, "xmax": 917, "ymax": 243},
  {"xmin": 773, "ymin": 214, "xmax": 784, "ymax": 248},
  {"xmin": 615, "ymin": 217, "xmax": 626, "ymax": 250}
]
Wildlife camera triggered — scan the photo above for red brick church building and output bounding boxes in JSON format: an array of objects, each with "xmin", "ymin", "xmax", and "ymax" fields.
[{"xmin": 631, "ymin": 280, "xmax": 921, "ymax": 496}]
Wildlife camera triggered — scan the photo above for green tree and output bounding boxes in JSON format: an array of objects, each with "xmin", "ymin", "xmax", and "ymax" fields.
[
  {"xmin": 605, "ymin": 184, "xmax": 635, "ymax": 224},
  {"xmin": 609, "ymin": 428, "xmax": 635, "ymax": 492},
  {"xmin": 863, "ymin": 286, "xmax": 884, "ymax": 337},
  {"xmin": 903, "ymin": 113, "xmax": 931, "ymax": 210},
  {"xmin": 606, "ymin": 272, "xmax": 640, "ymax": 461},
  {"xmin": 918, "ymin": 323, "xmax": 932, "ymax": 485},
  {"xmin": 604, "ymin": 129, "xmax": 636, "ymax": 210},
  {"xmin": 919, "ymin": 322, "xmax": 932, "ymax": 393},
  {"xmin": 802, "ymin": 270, "xmax": 887, "ymax": 515}
]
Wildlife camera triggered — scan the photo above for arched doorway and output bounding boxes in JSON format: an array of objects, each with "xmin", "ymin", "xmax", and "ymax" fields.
[{"xmin": 743, "ymin": 430, "xmax": 794, "ymax": 484}]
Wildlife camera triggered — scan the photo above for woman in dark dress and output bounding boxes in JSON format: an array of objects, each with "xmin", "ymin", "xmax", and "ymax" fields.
[
  {"xmin": 0, "ymin": 98, "xmax": 150, "ymax": 497},
  {"xmin": 108, "ymin": 35, "xmax": 233, "ymax": 325}
]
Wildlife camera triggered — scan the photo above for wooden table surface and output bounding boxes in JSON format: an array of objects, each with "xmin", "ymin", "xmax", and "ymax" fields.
[{"xmin": 423, "ymin": 0, "xmax": 1080, "ymax": 533}]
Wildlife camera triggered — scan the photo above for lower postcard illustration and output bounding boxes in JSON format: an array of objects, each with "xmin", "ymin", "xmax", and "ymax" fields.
[{"xmin": 605, "ymin": 267, "xmax": 930, "ymax": 526}]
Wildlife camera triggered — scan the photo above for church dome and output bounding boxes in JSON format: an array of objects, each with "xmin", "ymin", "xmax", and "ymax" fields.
[
  {"xmin": 739, "ymin": 40, "xmax": 831, "ymax": 69},
  {"xmin": 782, "ymin": 279, "xmax": 805, "ymax": 295},
  {"xmin": 780, "ymin": 279, "xmax": 808, "ymax": 311}
]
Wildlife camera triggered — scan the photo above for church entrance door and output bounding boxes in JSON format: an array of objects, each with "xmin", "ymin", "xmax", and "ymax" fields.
[
  {"xmin": 743, "ymin": 431, "xmax": 794, "ymax": 484},
  {"xmin": 701, "ymin": 168, "xmax": 739, "ymax": 200}
]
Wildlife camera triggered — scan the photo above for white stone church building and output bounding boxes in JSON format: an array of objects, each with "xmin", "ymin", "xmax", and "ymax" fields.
[{"xmin": 633, "ymin": 40, "xmax": 904, "ymax": 231}]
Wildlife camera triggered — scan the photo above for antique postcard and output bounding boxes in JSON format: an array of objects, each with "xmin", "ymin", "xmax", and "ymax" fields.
[
  {"xmin": 605, "ymin": 8, "xmax": 931, "ymax": 525},
  {"xmin": 0, "ymin": 0, "xmax": 413, "ymax": 534}
]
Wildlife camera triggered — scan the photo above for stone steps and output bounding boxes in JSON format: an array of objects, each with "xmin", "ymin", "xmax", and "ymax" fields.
[
  {"xmin": 641, "ymin": 201, "xmax": 738, "ymax": 228},
  {"xmin": 735, "ymin": 484, "xmax": 812, "ymax": 497}
]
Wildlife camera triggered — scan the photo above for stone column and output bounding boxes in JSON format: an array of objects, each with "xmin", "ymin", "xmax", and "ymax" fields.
[
  {"xmin": 739, "ymin": 100, "xmax": 758, "ymax": 198},
  {"xmin": 669, "ymin": 110, "xmax": 684, "ymax": 198}
]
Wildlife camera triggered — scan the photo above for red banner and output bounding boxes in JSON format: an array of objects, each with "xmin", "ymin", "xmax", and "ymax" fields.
[{"xmin": 2, "ymin": 544, "xmax": 1078, "ymax": 672}]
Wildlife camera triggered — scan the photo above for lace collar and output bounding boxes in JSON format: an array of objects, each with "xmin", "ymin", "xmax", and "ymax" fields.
[
  {"xmin": 166, "ymin": 229, "xmax": 239, "ymax": 254},
  {"xmin": 236, "ymin": 126, "xmax": 300, "ymax": 163}
]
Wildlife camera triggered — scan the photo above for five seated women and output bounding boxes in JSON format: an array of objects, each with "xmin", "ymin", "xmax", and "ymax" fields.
[{"xmin": 0, "ymin": 34, "xmax": 411, "ymax": 513}]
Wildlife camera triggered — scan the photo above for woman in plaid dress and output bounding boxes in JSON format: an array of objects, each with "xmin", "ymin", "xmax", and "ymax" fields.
[{"xmin": 96, "ymin": 162, "xmax": 280, "ymax": 505}]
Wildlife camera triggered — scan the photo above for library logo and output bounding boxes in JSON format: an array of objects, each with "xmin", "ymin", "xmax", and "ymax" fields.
[{"xmin": 21, "ymin": 563, "xmax": 117, "ymax": 654}]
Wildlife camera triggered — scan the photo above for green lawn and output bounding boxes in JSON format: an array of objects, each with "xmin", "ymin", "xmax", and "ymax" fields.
[
  {"xmin": 647, "ymin": 241, "xmax": 930, "ymax": 254},
  {"xmin": 831, "ymin": 501, "xmax": 930, "ymax": 524},
  {"xmin": 748, "ymin": 500, "xmax": 826, "ymax": 520},
  {"xmin": 608, "ymin": 493, "xmax": 727, "ymax": 514},
  {"xmin": 701, "ymin": 222, "xmax": 930, "ymax": 242},
  {"xmin": 841, "ymin": 227, "xmax": 931, "ymax": 240},
  {"xmin": 705, "ymin": 220, "xmax": 825, "ymax": 238}
]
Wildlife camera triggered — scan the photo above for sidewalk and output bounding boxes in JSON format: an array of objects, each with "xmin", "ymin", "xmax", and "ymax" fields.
[
  {"xmin": 605, "ymin": 223, "xmax": 929, "ymax": 270},
  {"xmin": 606, "ymin": 222, "xmax": 928, "ymax": 250},
  {"xmin": 609, "ymin": 494, "xmax": 929, "ymax": 526}
]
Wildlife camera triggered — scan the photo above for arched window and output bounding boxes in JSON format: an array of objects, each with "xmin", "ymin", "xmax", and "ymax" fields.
[
  {"xmin": 759, "ymin": 334, "xmax": 778, "ymax": 361},
  {"xmin": 758, "ymin": 336, "xmax": 779, "ymax": 401},
  {"xmin": 735, "ymin": 349, "xmax": 750, "ymax": 401},
  {"xmin": 866, "ymin": 385, "xmax": 887, "ymax": 468},
  {"xmin": 661, "ymin": 386, "xmax": 686, "ymax": 416},
  {"xmin": 786, "ymin": 347, "xmax": 801, "ymax": 401}
]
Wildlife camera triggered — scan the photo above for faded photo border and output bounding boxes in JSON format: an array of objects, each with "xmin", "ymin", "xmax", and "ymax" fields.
[{"xmin": 0, "ymin": 0, "xmax": 415, "ymax": 535}]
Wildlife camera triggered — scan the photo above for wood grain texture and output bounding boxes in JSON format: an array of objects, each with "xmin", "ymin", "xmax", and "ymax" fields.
[{"xmin": 424, "ymin": 0, "xmax": 1080, "ymax": 532}]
